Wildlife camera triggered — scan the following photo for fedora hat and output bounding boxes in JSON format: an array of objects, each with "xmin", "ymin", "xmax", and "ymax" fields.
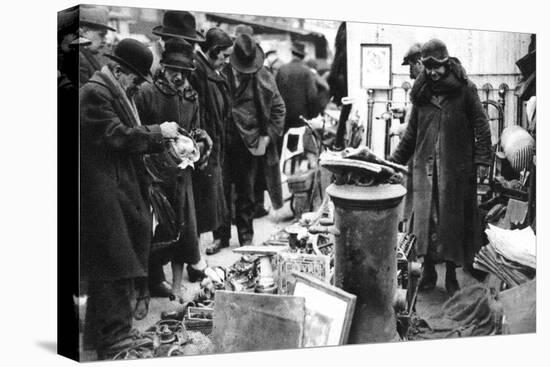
[
  {"xmin": 421, "ymin": 39, "xmax": 449, "ymax": 65},
  {"xmin": 79, "ymin": 6, "xmax": 115, "ymax": 32},
  {"xmin": 291, "ymin": 41, "xmax": 306, "ymax": 58},
  {"xmin": 160, "ymin": 39, "xmax": 196, "ymax": 71},
  {"xmin": 233, "ymin": 24, "xmax": 254, "ymax": 38},
  {"xmin": 230, "ymin": 34, "xmax": 264, "ymax": 74},
  {"xmin": 104, "ymin": 38, "xmax": 153, "ymax": 83},
  {"xmin": 152, "ymin": 11, "xmax": 205, "ymax": 43},
  {"xmin": 401, "ymin": 42, "xmax": 422, "ymax": 65}
]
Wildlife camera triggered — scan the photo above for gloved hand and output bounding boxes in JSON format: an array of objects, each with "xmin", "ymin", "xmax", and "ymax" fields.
[{"xmin": 191, "ymin": 128, "xmax": 213, "ymax": 170}]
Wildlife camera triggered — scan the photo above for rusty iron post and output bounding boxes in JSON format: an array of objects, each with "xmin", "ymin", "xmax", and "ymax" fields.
[{"xmin": 327, "ymin": 183, "xmax": 406, "ymax": 344}]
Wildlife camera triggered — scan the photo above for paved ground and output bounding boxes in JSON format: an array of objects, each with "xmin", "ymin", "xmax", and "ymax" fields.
[{"xmin": 81, "ymin": 199, "xmax": 489, "ymax": 360}]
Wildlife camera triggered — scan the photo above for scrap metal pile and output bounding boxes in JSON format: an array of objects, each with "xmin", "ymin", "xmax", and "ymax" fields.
[{"xmin": 474, "ymin": 224, "xmax": 536, "ymax": 287}]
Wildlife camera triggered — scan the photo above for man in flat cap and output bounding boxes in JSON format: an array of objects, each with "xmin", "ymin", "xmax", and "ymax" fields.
[
  {"xmin": 80, "ymin": 38, "xmax": 179, "ymax": 359},
  {"xmin": 78, "ymin": 6, "xmax": 116, "ymax": 87},
  {"xmin": 390, "ymin": 39, "xmax": 491, "ymax": 296}
]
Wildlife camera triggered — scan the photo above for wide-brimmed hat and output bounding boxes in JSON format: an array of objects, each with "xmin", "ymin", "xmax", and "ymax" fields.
[
  {"xmin": 234, "ymin": 24, "xmax": 254, "ymax": 38},
  {"xmin": 401, "ymin": 42, "xmax": 422, "ymax": 65},
  {"xmin": 160, "ymin": 39, "xmax": 196, "ymax": 71},
  {"xmin": 291, "ymin": 41, "xmax": 306, "ymax": 58},
  {"xmin": 230, "ymin": 34, "xmax": 264, "ymax": 74},
  {"xmin": 421, "ymin": 39, "xmax": 449, "ymax": 65},
  {"xmin": 80, "ymin": 6, "xmax": 115, "ymax": 32},
  {"xmin": 152, "ymin": 11, "xmax": 205, "ymax": 43},
  {"xmin": 104, "ymin": 38, "xmax": 153, "ymax": 83}
]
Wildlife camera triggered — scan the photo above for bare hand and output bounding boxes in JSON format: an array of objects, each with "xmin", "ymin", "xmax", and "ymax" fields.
[
  {"xmin": 477, "ymin": 165, "xmax": 490, "ymax": 183},
  {"xmin": 160, "ymin": 121, "xmax": 179, "ymax": 138}
]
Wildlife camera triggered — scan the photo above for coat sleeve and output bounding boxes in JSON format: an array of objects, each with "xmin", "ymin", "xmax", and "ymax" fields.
[
  {"xmin": 81, "ymin": 85, "xmax": 165, "ymax": 154},
  {"xmin": 466, "ymin": 83, "xmax": 493, "ymax": 166},
  {"xmin": 266, "ymin": 76, "xmax": 286, "ymax": 141},
  {"xmin": 390, "ymin": 105, "xmax": 418, "ymax": 165},
  {"xmin": 305, "ymin": 70, "xmax": 320, "ymax": 118}
]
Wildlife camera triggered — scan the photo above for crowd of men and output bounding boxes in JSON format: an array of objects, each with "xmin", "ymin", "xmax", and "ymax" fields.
[
  {"xmin": 58, "ymin": 6, "xmax": 329, "ymax": 359},
  {"xmin": 58, "ymin": 6, "xmax": 492, "ymax": 360}
]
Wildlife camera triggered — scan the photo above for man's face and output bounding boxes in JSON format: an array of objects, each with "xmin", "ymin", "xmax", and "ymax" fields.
[
  {"xmin": 81, "ymin": 26, "xmax": 107, "ymax": 53},
  {"xmin": 408, "ymin": 59, "xmax": 424, "ymax": 80},
  {"xmin": 117, "ymin": 69, "xmax": 145, "ymax": 97},
  {"xmin": 210, "ymin": 46, "xmax": 232, "ymax": 70},
  {"xmin": 163, "ymin": 67, "xmax": 190, "ymax": 91},
  {"xmin": 424, "ymin": 63, "xmax": 447, "ymax": 82}
]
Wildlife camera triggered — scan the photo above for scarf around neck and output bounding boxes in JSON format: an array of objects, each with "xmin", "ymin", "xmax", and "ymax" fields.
[
  {"xmin": 101, "ymin": 65, "xmax": 142, "ymax": 126},
  {"xmin": 410, "ymin": 57, "xmax": 468, "ymax": 105}
]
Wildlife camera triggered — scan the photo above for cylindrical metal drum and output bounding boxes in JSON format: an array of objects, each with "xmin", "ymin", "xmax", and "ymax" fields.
[{"xmin": 327, "ymin": 183, "xmax": 406, "ymax": 344}]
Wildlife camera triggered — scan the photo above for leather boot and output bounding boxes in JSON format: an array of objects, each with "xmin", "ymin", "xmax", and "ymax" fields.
[
  {"xmin": 445, "ymin": 261, "xmax": 460, "ymax": 297},
  {"xmin": 418, "ymin": 259, "xmax": 437, "ymax": 291},
  {"xmin": 205, "ymin": 238, "xmax": 229, "ymax": 255}
]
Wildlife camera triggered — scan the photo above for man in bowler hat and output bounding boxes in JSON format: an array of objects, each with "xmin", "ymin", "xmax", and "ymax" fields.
[
  {"xmin": 216, "ymin": 34, "xmax": 286, "ymax": 249},
  {"xmin": 80, "ymin": 38, "xmax": 179, "ymax": 359}
]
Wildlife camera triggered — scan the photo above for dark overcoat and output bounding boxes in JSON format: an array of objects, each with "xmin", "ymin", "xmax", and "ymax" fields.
[
  {"xmin": 189, "ymin": 52, "xmax": 230, "ymax": 233},
  {"xmin": 275, "ymin": 59, "xmax": 319, "ymax": 128},
  {"xmin": 80, "ymin": 70, "xmax": 165, "ymax": 281},
  {"xmin": 135, "ymin": 77, "xmax": 201, "ymax": 263},
  {"xmin": 224, "ymin": 65, "xmax": 286, "ymax": 209},
  {"xmin": 79, "ymin": 47, "xmax": 102, "ymax": 88},
  {"xmin": 391, "ymin": 74, "xmax": 492, "ymax": 266}
]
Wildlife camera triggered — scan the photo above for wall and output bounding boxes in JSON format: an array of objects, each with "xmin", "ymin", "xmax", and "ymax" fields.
[{"xmin": 346, "ymin": 22, "xmax": 532, "ymax": 156}]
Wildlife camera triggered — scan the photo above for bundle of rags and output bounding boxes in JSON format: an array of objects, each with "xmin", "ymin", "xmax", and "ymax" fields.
[{"xmin": 408, "ymin": 284, "xmax": 503, "ymax": 340}]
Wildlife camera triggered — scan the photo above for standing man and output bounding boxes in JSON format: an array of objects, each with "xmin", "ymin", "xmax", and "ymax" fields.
[
  {"xmin": 150, "ymin": 10, "xmax": 205, "ymax": 74},
  {"xmin": 264, "ymin": 49, "xmax": 283, "ymax": 77},
  {"xmin": 135, "ymin": 39, "xmax": 215, "ymax": 302},
  {"xmin": 217, "ymin": 34, "xmax": 286, "ymax": 248},
  {"xmin": 189, "ymin": 28, "xmax": 234, "ymax": 255},
  {"xmin": 276, "ymin": 41, "xmax": 320, "ymax": 132},
  {"xmin": 80, "ymin": 38, "xmax": 179, "ymax": 359},
  {"xmin": 79, "ymin": 6, "xmax": 115, "ymax": 87},
  {"xmin": 390, "ymin": 39, "xmax": 492, "ymax": 296}
]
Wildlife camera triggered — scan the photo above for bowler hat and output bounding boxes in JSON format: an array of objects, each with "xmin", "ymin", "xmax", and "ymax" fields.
[
  {"xmin": 230, "ymin": 34, "xmax": 264, "ymax": 74},
  {"xmin": 104, "ymin": 38, "xmax": 153, "ymax": 83},
  {"xmin": 421, "ymin": 39, "xmax": 449, "ymax": 65},
  {"xmin": 152, "ymin": 11, "xmax": 205, "ymax": 43},
  {"xmin": 80, "ymin": 6, "xmax": 115, "ymax": 32},
  {"xmin": 401, "ymin": 42, "xmax": 422, "ymax": 65},
  {"xmin": 291, "ymin": 41, "xmax": 306, "ymax": 58},
  {"xmin": 161, "ymin": 39, "xmax": 196, "ymax": 71}
]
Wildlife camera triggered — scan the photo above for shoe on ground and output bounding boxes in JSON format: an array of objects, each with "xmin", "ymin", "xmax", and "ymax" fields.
[
  {"xmin": 418, "ymin": 263, "xmax": 437, "ymax": 291},
  {"xmin": 149, "ymin": 281, "xmax": 172, "ymax": 298},
  {"xmin": 254, "ymin": 207, "xmax": 270, "ymax": 219},
  {"xmin": 205, "ymin": 238, "xmax": 229, "ymax": 255},
  {"xmin": 445, "ymin": 262, "xmax": 460, "ymax": 297}
]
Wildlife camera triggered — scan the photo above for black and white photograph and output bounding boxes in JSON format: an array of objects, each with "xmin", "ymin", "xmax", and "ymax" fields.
[{"xmin": 6, "ymin": 0, "xmax": 546, "ymax": 365}]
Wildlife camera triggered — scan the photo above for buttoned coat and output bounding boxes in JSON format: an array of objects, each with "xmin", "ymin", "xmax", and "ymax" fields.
[{"xmin": 391, "ymin": 77, "xmax": 492, "ymax": 266}]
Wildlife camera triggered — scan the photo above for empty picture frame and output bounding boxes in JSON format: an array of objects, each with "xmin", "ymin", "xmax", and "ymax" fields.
[
  {"xmin": 290, "ymin": 271, "xmax": 356, "ymax": 346},
  {"xmin": 360, "ymin": 43, "xmax": 392, "ymax": 89}
]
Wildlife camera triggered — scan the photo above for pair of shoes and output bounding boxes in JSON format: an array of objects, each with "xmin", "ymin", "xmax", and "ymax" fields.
[
  {"xmin": 445, "ymin": 262, "xmax": 460, "ymax": 297},
  {"xmin": 418, "ymin": 262, "xmax": 437, "ymax": 291},
  {"xmin": 205, "ymin": 238, "xmax": 229, "ymax": 255},
  {"xmin": 254, "ymin": 207, "xmax": 269, "ymax": 219},
  {"xmin": 149, "ymin": 281, "xmax": 172, "ymax": 298}
]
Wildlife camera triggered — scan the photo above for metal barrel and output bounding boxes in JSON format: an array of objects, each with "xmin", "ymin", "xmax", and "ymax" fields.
[{"xmin": 327, "ymin": 183, "xmax": 406, "ymax": 343}]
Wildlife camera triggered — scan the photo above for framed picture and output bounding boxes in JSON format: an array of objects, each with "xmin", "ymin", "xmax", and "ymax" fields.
[
  {"xmin": 360, "ymin": 43, "xmax": 392, "ymax": 89},
  {"xmin": 290, "ymin": 271, "xmax": 356, "ymax": 346}
]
